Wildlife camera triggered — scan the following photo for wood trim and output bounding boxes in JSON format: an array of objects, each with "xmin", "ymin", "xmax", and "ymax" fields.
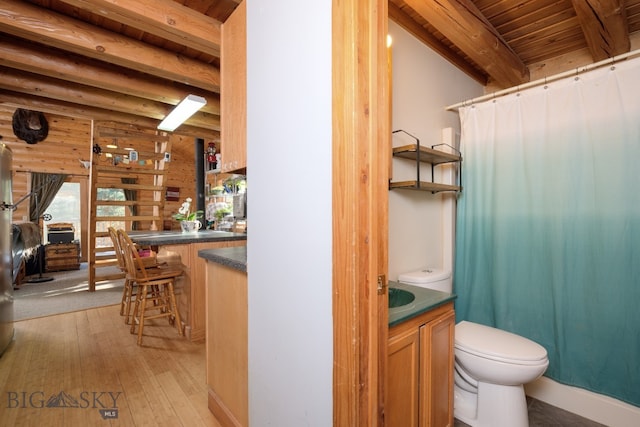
[{"xmin": 333, "ymin": 0, "xmax": 389, "ymax": 425}]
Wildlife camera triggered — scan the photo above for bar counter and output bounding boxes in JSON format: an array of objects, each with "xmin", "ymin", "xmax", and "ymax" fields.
[{"xmin": 129, "ymin": 230, "xmax": 247, "ymax": 342}]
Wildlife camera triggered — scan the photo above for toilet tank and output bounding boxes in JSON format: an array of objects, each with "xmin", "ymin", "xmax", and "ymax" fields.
[{"xmin": 397, "ymin": 268, "xmax": 452, "ymax": 293}]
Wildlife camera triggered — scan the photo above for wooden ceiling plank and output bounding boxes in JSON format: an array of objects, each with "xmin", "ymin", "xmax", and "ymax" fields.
[
  {"xmin": 570, "ymin": 0, "xmax": 630, "ymax": 61},
  {"xmin": 0, "ymin": 36, "xmax": 220, "ymax": 116},
  {"xmin": 59, "ymin": 0, "xmax": 222, "ymax": 57},
  {"xmin": 0, "ymin": 66, "xmax": 219, "ymax": 130},
  {"xmin": 388, "ymin": 2, "xmax": 488, "ymax": 85},
  {"xmin": 402, "ymin": 0, "xmax": 529, "ymax": 87},
  {"xmin": 0, "ymin": 0, "xmax": 220, "ymax": 92}
]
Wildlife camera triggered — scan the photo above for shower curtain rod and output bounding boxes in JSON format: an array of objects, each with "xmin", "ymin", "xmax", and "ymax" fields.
[{"xmin": 445, "ymin": 48, "xmax": 640, "ymax": 112}]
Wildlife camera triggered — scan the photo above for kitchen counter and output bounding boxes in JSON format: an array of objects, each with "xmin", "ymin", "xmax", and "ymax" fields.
[
  {"xmin": 388, "ymin": 281, "xmax": 456, "ymax": 327},
  {"xmin": 200, "ymin": 244, "xmax": 248, "ymax": 425},
  {"xmin": 128, "ymin": 229, "xmax": 246, "ymax": 246},
  {"xmin": 198, "ymin": 246, "xmax": 246, "ymax": 272},
  {"xmin": 127, "ymin": 229, "xmax": 246, "ymax": 342}
]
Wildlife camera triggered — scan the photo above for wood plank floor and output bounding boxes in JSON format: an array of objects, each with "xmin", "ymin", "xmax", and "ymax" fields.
[{"xmin": 0, "ymin": 304, "xmax": 222, "ymax": 427}]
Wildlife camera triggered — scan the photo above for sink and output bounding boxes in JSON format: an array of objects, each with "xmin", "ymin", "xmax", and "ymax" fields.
[{"xmin": 388, "ymin": 287, "xmax": 415, "ymax": 308}]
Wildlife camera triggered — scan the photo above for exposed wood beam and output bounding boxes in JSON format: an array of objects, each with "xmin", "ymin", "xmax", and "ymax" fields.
[
  {"xmin": 388, "ymin": 2, "xmax": 488, "ymax": 85},
  {"xmin": 0, "ymin": 36, "xmax": 220, "ymax": 116},
  {"xmin": 0, "ymin": 0, "xmax": 220, "ymax": 92},
  {"xmin": 0, "ymin": 90, "xmax": 218, "ymax": 139},
  {"xmin": 570, "ymin": 0, "xmax": 630, "ymax": 61},
  {"xmin": 0, "ymin": 67, "xmax": 220, "ymax": 131},
  {"xmin": 402, "ymin": 0, "xmax": 529, "ymax": 87},
  {"xmin": 59, "ymin": 0, "xmax": 222, "ymax": 57}
]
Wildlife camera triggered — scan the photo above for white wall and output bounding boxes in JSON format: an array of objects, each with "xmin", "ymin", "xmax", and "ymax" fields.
[
  {"xmin": 388, "ymin": 20, "xmax": 482, "ymax": 281},
  {"xmin": 246, "ymin": 1, "xmax": 333, "ymax": 426}
]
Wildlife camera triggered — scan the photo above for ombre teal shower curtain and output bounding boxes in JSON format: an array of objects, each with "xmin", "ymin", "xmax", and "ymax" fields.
[{"xmin": 454, "ymin": 57, "xmax": 640, "ymax": 406}]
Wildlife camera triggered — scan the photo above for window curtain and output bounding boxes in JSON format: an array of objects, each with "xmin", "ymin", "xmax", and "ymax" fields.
[
  {"xmin": 29, "ymin": 173, "xmax": 68, "ymax": 223},
  {"xmin": 454, "ymin": 56, "xmax": 640, "ymax": 406}
]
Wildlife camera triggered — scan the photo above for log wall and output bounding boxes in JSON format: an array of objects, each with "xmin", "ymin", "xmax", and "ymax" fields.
[{"xmin": 0, "ymin": 105, "xmax": 210, "ymax": 268}]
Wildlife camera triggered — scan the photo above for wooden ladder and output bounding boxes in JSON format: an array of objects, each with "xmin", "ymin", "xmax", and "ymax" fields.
[{"xmin": 88, "ymin": 121, "xmax": 172, "ymax": 291}]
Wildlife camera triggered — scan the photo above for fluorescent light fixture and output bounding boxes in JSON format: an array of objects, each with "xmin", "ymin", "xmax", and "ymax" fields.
[{"xmin": 157, "ymin": 94, "xmax": 207, "ymax": 131}]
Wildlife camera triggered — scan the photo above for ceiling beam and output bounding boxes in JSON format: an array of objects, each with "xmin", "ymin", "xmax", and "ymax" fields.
[
  {"xmin": 570, "ymin": 0, "xmax": 630, "ymax": 61},
  {"xmin": 59, "ymin": 0, "xmax": 222, "ymax": 57},
  {"xmin": 0, "ymin": 90, "xmax": 219, "ymax": 139},
  {"xmin": 0, "ymin": 0, "xmax": 220, "ymax": 92},
  {"xmin": 402, "ymin": 0, "xmax": 529, "ymax": 87},
  {"xmin": 0, "ymin": 36, "xmax": 220, "ymax": 116},
  {"xmin": 388, "ymin": 2, "xmax": 488, "ymax": 85},
  {"xmin": 0, "ymin": 66, "xmax": 220, "ymax": 131}
]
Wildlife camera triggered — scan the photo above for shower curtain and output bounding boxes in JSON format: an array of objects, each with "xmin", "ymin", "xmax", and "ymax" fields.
[{"xmin": 454, "ymin": 57, "xmax": 640, "ymax": 407}]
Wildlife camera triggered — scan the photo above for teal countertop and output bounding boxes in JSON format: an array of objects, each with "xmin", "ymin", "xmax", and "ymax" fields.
[
  {"xmin": 128, "ymin": 230, "xmax": 246, "ymax": 246},
  {"xmin": 388, "ymin": 281, "xmax": 456, "ymax": 327}
]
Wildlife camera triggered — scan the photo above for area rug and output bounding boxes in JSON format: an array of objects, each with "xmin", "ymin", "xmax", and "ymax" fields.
[{"xmin": 13, "ymin": 264, "xmax": 125, "ymax": 321}]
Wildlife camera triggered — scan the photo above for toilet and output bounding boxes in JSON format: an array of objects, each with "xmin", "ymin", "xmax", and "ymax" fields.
[{"xmin": 397, "ymin": 268, "xmax": 549, "ymax": 427}]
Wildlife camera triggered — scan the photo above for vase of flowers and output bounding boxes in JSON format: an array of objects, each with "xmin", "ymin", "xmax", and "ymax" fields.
[{"xmin": 173, "ymin": 197, "xmax": 204, "ymax": 232}]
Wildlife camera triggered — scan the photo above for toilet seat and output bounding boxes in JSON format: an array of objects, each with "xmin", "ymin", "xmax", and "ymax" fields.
[{"xmin": 455, "ymin": 321, "xmax": 548, "ymax": 366}]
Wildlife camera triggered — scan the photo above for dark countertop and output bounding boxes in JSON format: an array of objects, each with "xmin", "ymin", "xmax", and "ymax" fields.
[
  {"xmin": 128, "ymin": 230, "xmax": 247, "ymax": 246},
  {"xmin": 198, "ymin": 246, "xmax": 247, "ymax": 273},
  {"xmin": 388, "ymin": 281, "xmax": 456, "ymax": 327}
]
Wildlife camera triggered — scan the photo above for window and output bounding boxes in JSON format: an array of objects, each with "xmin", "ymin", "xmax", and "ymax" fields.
[
  {"xmin": 95, "ymin": 188, "xmax": 126, "ymax": 247},
  {"xmin": 43, "ymin": 182, "xmax": 81, "ymax": 241}
]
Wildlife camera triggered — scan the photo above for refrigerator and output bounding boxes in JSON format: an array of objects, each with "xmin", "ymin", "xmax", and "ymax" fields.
[{"xmin": 0, "ymin": 143, "xmax": 14, "ymax": 355}]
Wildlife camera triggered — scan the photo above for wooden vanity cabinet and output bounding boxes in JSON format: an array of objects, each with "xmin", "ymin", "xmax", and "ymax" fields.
[{"xmin": 387, "ymin": 302, "xmax": 455, "ymax": 427}]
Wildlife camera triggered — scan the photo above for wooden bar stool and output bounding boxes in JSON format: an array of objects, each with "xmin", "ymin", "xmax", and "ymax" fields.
[
  {"xmin": 108, "ymin": 227, "xmax": 159, "ymax": 324},
  {"xmin": 118, "ymin": 229, "xmax": 184, "ymax": 345}
]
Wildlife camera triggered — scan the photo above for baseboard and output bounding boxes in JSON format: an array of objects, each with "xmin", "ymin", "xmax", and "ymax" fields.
[{"xmin": 525, "ymin": 377, "xmax": 640, "ymax": 427}]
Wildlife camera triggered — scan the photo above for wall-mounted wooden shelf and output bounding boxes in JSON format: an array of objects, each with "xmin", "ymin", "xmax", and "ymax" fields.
[
  {"xmin": 389, "ymin": 180, "xmax": 461, "ymax": 193},
  {"xmin": 389, "ymin": 143, "xmax": 462, "ymax": 193}
]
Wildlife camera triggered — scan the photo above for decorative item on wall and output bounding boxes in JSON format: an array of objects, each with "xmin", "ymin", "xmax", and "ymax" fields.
[
  {"xmin": 166, "ymin": 187, "xmax": 180, "ymax": 201},
  {"xmin": 93, "ymin": 143, "xmax": 102, "ymax": 155},
  {"xmin": 12, "ymin": 109, "xmax": 49, "ymax": 144}
]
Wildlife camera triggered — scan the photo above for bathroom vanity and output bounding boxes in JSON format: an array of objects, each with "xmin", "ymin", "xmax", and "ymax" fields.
[{"xmin": 387, "ymin": 282, "xmax": 456, "ymax": 427}]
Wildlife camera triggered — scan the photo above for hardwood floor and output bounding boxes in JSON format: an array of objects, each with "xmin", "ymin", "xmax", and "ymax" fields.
[{"xmin": 0, "ymin": 305, "xmax": 221, "ymax": 427}]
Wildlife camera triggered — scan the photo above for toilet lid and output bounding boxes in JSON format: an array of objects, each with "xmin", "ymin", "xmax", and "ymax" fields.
[
  {"xmin": 397, "ymin": 268, "xmax": 450, "ymax": 284},
  {"xmin": 455, "ymin": 321, "xmax": 548, "ymax": 364}
]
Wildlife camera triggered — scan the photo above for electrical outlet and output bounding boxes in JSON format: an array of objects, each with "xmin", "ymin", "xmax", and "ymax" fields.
[{"xmin": 164, "ymin": 152, "xmax": 171, "ymax": 162}]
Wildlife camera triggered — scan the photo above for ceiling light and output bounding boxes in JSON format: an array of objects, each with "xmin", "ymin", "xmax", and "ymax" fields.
[{"xmin": 157, "ymin": 94, "xmax": 207, "ymax": 131}]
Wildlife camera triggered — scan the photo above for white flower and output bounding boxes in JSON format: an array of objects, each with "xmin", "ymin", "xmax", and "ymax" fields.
[{"xmin": 173, "ymin": 197, "xmax": 202, "ymax": 221}]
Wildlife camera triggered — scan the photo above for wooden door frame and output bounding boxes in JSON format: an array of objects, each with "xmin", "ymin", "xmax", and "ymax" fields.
[{"xmin": 333, "ymin": 0, "xmax": 389, "ymax": 425}]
